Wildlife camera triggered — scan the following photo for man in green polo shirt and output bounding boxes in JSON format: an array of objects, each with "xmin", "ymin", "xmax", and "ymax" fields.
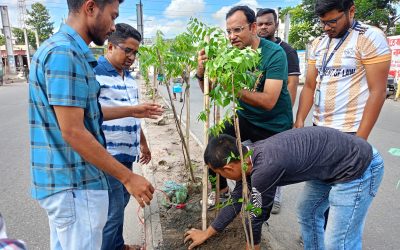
[{"xmin": 195, "ymin": 5, "xmax": 292, "ymax": 210}]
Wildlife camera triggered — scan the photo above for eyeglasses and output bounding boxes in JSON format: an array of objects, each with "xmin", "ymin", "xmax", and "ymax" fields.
[
  {"xmin": 114, "ymin": 44, "xmax": 138, "ymax": 57},
  {"xmin": 319, "ymin": 12, "xmax": 345, "ymax": 28},
  {"xmin": 226, "ymin": 24, "xmax": 250, "ymax": 36}
]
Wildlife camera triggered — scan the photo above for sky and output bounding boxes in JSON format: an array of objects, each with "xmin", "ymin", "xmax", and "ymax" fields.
[{"xmin": 0, "ymin": 0, "xmax": 301, "ymax": 39}]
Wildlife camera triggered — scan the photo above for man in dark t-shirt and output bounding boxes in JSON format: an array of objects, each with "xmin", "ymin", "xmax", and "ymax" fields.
[
  {"xmin": 184, "ymin": 126, "xmax": 384, "ymax": 250},
  {"xmin": 256, "ymin": 8, "xmax": 301, "ymax": 214},
  {"xmin": 195, "ymin": 5, "xmax": 292, "ymax": 207}
]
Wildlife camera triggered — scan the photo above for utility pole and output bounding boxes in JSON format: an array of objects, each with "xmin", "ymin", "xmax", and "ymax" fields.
[
  {"xmin": 18, "ymin": 0, "xmax": 30, "ymax": 68},
  {"xmin": 136, "ymin": 0, "xmax": 144, "ymax": 43},
  {"xmin": 284, "ymin": 13, "xmax": 291, "ymax": 43},
  {"xmin": 34, "ymin": 29, "xmax": 40, "ymax": 48},
  {"xmin": 0, "ymin": 6, "xmax": 16, "ymax": 74}
]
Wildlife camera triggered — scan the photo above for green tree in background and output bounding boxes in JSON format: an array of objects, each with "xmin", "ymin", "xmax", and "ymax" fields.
[
  {"xmin": 281, "ymin": 0, "xmax": 400, "ymax": 49},
  {"xmin": 26, "ymin": 2, "xmax": 54, "ymax": 43},
  {"xmin": 12, "ymin": 28, "xmax": 37, "ymax": 49},
  {"xmin": 0, "ymin": 34, "xmax": 5, "ymax": 46}
]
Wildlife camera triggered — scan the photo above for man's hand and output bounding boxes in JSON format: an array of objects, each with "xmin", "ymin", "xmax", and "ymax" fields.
[
  {"xmin": 184, "ymin": 228, "xmax": 210, "ymax": 249},
  {"xmin": 197, "ymin": 49, "xmax": 208, "ymax": 77},
  {"xmin": 293, "ymin": 119, "xmax": 304, "ymax": 128},
  {"xmin": 132, "ymin": 103, "xmax": 163, "ymax": 119},
  {"xmin": 140, "ymin": 142, "xmax": 151, "ymax": 164},
  {"xmin": 123, "ymin": 173, "xmax": 155, "ymax": 208}
]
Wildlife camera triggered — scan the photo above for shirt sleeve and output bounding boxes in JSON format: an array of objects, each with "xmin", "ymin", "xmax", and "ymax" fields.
[
  {"xmin": 287, "ymin": 50, "xmax": 301, "ymax": 76},
  {"xmin": 44, "ymin": 46, "xmax": 89, "ymax": 108},
  {"xmin": 211, "ymin": 181, "xmax": 244, "ymax": 232},
  {"xmin": 264, "ymin": 48, "xmax": 288, "ymax": 81},
  {"xmin": 359, "ymin": 27, "xmax": 392, "ymax": 65},
  {"xmin": 308, "ymin": 37, "xmax": 321, "ymax": 65}
]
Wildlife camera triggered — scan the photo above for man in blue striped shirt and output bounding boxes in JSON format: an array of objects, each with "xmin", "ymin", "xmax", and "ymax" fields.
[
  {"xmin": 95, "ymin": 23, "xmax": 150, "ymax": 250},
  {"xmin": 28, "ymin": 1, "xmax": 162, "ymax": 249}
]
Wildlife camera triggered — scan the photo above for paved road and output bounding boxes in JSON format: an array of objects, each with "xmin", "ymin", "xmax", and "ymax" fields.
[
  {"xmin": 0, "ymin": 81, "xmax": 143, "ymax": 249},
  {"xmin": 0, "ymin": 80, "xmax": 399, "ymax": 249},
  {"xmin": 158, "ymin": 77, "xmax": 400, "ymax": 250}
]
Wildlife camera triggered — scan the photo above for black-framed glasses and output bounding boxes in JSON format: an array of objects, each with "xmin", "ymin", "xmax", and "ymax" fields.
[
  {"xmin": 114, "ymin": 44, "xmax": 138, "ymax": 57},
  {"xmin": 226, "ymin": 24, "xmax": 251, "ymax": 36},
  {"xmin": 319, "ymin": 12, "xmax": 345, "ymax": 28}
]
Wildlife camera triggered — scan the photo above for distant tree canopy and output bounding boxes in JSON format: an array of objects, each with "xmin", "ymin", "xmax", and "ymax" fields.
[
  {"xmin": 26, "ymin": 2, "xmax": 54, "ymax": 43},
  {"xmin": 12, "ymin": 28, "xmax": 37, "ymax": 49},
  {"xmin": 281, "ymin": 0, "xmax": 400, "ymax": 50},
  {"xmin": 0, "ymin": 34, "xmax": 5, "ymax": 46}
]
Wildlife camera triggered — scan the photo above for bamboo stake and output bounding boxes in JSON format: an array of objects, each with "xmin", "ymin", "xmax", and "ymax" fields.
[
  {"xmin": 202, "ymin": 46, "xmax": 210, "ymax": 231},
  {"xmin": 185, "ymin": 69, "xmax": 190, "ymax": 159},
  {"xmin": 231, "ymin": 76, "xmax": 255, "ymax": 250},
  {"xmin": 214, "ymin": 104, "xmax": 221, "ymax": 213},
  {"xmin": 152, "ymin": 66, "xmax": 157, "ymax": 103}
]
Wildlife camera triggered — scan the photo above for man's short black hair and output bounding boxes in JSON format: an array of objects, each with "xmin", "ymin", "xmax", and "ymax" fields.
[
  {"xmin": 108, "ymin": 23, "xmax": 142, "ymax": 44},
  {"xmin": 204, "ymin": 134, "xmax": 248, "ymax": 169},
  {"xmin": 256, "ymin": 8, "xmax": 278, "ymax": 23},
  {"xmin": 315, "ymin": 0, "xmax": 354, "ymax": 17},
  {"xmin": 226, "ymin": 5, "xmax": 256, "ymax": 24},
  {"xmin": 67, "ymin": 0, "xmax": 124, "ymax": 13}
]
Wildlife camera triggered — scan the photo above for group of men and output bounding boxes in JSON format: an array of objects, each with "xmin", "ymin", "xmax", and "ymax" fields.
[{"xmin": 25, "ymin": 0, "xmax": 390, "ymax": 250}]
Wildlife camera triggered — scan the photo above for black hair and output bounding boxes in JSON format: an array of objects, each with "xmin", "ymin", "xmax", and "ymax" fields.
[
  {"xmin": 204, "ymin": 134, "xmax": 248, "ymax": 169},
  {"xmin": 108, "ymin": 23, "xmax": 142, "ymax": 44},
  {"xmin": 226, "ymin": 5, "xmax": 256, "ymax": 24},
  {"xmin": 67, "ymin": 0, "xmax": 124, "ymax": 13},
  {"xmin": 315, "ymin": 0, "xmax": 354, "ymax": 17},
  {"xmin": 256, "ymin": 8, "xmax": 278, "ymax": 23}
]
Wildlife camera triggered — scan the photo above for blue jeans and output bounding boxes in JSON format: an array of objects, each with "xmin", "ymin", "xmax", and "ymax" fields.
[
  {"xmin": 38, "ymin": 189, "xmax": 109, "ymax": 250},
  {"xmin": 296, "ymin": 148, "xmax": 384, "ymax": 250},
  {"xmin": 101, "ymin": 162, "xmax": 133, "ymax": 250}
]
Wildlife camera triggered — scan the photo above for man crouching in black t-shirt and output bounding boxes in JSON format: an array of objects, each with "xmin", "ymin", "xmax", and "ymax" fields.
[{"xmin": 184, "ymin": 126, "xmax": 384, "ymax": 250}]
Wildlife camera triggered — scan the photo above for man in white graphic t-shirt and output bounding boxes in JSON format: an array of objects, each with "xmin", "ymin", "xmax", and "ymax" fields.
[{"xmin": 294, "ymin": 0, "xmax": 391, "ymax": 242}]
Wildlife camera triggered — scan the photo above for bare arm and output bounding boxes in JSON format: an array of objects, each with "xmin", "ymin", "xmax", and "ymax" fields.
[
  {"xmin": 53, "ymin": 105, "xmax": 154, "ymax": 207},
  {"xmin": 294, "ymin": 64, "xmax": 318, "ymax": 128},
  {"xmin": 238, "ymin": 79, "xmax": 283, "ymax": 110},
  {"xmin": 287, "ymin": 75, "xmax": 299, "ymax": 107},
  {"xmin": 356, "ymin": 61, "xmax": 390, "ymax": 139},
  {"xmin": 101, "ymin": 103, "xmax": 163, "ymax": 121},
  {"xmin": 139, "ymin": 130, "xmax": 151, "ymax": 165}
]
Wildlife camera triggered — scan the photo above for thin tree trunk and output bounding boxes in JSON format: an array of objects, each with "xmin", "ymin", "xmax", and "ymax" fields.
[{"xmin": 231, "ymin": 76, "xmax": 255, "ymax": 250}]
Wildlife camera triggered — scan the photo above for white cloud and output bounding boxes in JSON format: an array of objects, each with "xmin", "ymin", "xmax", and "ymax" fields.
[
  {"xmin": 164, "ymin": 0, "xmax": 205, "ymax": 18},
  {"xmin": 142, "ymin": 15, "xmax": 187, "ymax": 39},
  {"xmin": 213, "ymin": 0, "xmax": 260, "ymax": 28}
]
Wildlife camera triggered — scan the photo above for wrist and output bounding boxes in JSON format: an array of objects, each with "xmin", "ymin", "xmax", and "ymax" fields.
[{"xmin": 195, "ymin": 73, "xmax": 204, "ymax": 81}]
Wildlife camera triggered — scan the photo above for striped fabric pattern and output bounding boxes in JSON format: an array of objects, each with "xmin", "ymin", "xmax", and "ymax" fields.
[
  {"xmin": 29, "ymin": 24, "xmax": 109, "ymax": 200},
  {"xmin": 309, "ymin": 21, "xmax": 391, "ymax": 132},
  {"xmin": 95, "ymin": 56, "xmax": 141, "ymax": 162}
]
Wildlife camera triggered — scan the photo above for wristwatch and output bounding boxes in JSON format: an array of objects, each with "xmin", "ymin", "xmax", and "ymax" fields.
[{"xmin": 195, "ymin": 73, "xmax": 204, "ymax": 81}]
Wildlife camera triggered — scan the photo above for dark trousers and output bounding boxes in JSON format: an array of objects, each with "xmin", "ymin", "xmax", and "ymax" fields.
[{"xmin": 209, "ymin": 116, "xmax": 276, "ymax": 191}]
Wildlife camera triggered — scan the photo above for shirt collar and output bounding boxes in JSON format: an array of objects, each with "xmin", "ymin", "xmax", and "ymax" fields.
[
  {"xmin": 98, "ymin": 55, "xmax": 131, "ymax": 78},
  {"xmin": 274, "ymin": 37, "xmax": 283, "ymax": 45},
  {"xmin": 59, "ymin": 24, "xmax": 97, "ymax": 67}
]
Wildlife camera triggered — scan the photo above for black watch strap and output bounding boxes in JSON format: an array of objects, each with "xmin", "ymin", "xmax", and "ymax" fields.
[{"xmin": 195, "ymin": 73, "xmax": 204, "ymax": 81}]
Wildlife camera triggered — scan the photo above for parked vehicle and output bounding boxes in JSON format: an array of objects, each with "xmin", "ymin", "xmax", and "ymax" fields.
[
  {"xmin": 0, "ymin": 62, "xmax": 3, "ymax": 86},
  {"xmin": 387, "ymin": 75, "xmax": 397, "ymax": 98}
]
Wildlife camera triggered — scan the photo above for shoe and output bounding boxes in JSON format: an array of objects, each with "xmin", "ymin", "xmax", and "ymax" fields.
[
  {"xmin": 179, "ymin": 98, "xmax": 183, "ymax": 102},
  {"xmin": 208, "ymin": 191, "xmax": 230, "ymax": 211},
  {"xmin": 124, "ymin": 244, "xmax": 143, "ymax": 250},
  {"xmin": 298, "ymin": 235, "xmax": 304, "ymax": 247},
  {"xmin": 200, "ymin": 191, "xmax": 230, "ymax": 211},
  {"xmin": 271, "ymin": 201, "xmax": 281, "ymax": 214}
]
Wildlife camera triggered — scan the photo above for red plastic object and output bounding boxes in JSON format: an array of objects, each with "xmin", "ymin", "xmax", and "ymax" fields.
[{"xmin": 176, "ymin": 203, "xmax": 186, "ymax": 209}]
